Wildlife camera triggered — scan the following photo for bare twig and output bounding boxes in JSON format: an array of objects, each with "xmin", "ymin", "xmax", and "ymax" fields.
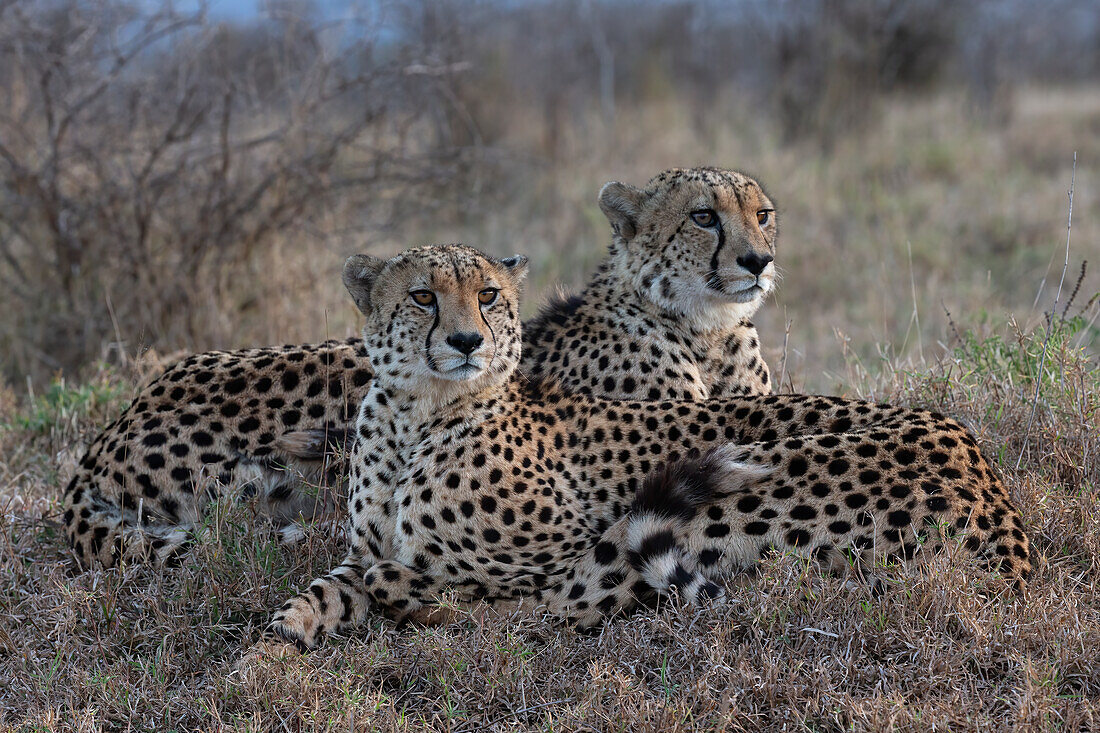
[
  {"xmin": 778, "ymin": 313, "xmax": 793, "ymax": 394},
  {"xmin": 1016, "ymin": 152, "xmax": 1076, "ymax": 471},
  {"xmin": 1063, "ymin": 260, "xmax": 1087, "ymax": 319},
  {"xmin": 942, "ymin": 301, "xmax": 963, "ymax": 347},
  {"xmin": 903, "ymin": 240, "xmax": 924, "ymax": 364}
]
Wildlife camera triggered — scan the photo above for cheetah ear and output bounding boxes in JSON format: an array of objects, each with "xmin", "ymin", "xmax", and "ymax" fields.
[
  {"xmin": 598, "ymin": 181, "xmax": 645, "ymax": 242},
  {"xmin": 498, "ymin": 254, "xmax": 529, "ymax": 283},
  {"xmin": 343, "ymin": 254, "xmax": 387, "ymax": 315}
]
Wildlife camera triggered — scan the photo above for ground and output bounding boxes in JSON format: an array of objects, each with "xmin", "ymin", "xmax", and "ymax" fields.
[
  {"xmin": 0, "ymin": 314, "xmax": 1096, "ymax": 731},
  {"xmin": 1, "ymin": 84, "xmax": 1099, "ymax": 732}
]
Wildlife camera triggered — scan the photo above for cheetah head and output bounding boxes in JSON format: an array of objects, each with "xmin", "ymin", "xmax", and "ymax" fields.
[
  {"xmin": 343, "ymin": 244, "xmax": 528, "ymax": 398},
  {"xmin": 599, "ymin": 167, "xmax": 777, "ymax": 330}
]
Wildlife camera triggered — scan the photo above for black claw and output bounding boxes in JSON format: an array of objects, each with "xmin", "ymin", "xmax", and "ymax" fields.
[{"xmin": 265, "ymin": 623, "xmax": 311, "ymax": 652}]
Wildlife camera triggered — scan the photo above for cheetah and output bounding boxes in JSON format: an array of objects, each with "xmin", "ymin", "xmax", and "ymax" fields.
[
  {"xmin": 62, "ymin": 339, "xmax": 369, "ymax": 567},
  {"xmin": 268, "ymin": 244, "xmax": 1029, "ymax": 650},
  {"xmin": 62, "ymin": 166, "xmax": 781, "ymax": 568}
]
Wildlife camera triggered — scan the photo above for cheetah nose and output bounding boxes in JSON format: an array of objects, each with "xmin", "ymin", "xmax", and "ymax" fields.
[
  {"xmin": 736, "ymin": 252, "xmax": 773, "ymax": 277},
  {"xmin": 446, "ymin": 332, "xmax": 484, "ymax": 355}
]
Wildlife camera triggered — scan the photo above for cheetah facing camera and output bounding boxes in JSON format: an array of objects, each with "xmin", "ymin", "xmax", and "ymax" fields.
[
  {"xmin": 62, "ymin": 166, "xmax": 779, "ymax": 568},
  {"xmin": 269, "ymin": 244, "xmax": 1029, "ymax": 650}
]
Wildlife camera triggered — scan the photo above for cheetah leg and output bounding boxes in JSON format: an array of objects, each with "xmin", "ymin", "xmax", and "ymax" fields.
[
  {"xmin": 361, "ymin": 560, "xmax": 462, "ymax": 623},
  {"xmin": 357, "ymin": 519, "xmax": 725, "ymax": 631},
  {"xmin": 63, "ymin": 475, "xmax": 197, "ymax": 568},
  {"xmin": 648, "ymin": 424, "xmax": 1030, "ymax": 588},
  {"xmin": 482, "ymin": 515, "xmax": 726, "ymax": 630},
  {"xmin": 266, "ymin": 551, "xmax": 376, "ymax": 651},
  {"xmin": 268, "ymin": 439, "xmax": 404, "ymax": 650}
]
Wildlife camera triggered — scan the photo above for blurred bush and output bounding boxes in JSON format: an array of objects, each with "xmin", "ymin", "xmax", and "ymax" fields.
[
  {"xmin": 0, "ymin": 0, "xmax": 485, "ymax": 379},
  {"xmin": 0, "ymin": 0, "xmax": 1097, "ymax": 384}
]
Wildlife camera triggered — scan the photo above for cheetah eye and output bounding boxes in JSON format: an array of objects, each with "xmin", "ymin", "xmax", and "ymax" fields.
[
  {"xmin": 409, "ymin": 290, "xmax": 436, "ymax": 307},
  {"xmin": 478, "ymin": 288, "xmax": 499, "ymax": 306},
  {"xmin": 690, "ymin": 209, "xmax": 718, "ymax": 228},
  {"xmin": 756, "ymin": 209, "xmax": 774, "ymax": 226}
]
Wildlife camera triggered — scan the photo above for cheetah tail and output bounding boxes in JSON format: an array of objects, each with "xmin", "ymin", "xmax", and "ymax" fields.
[{"xmin": 626, "ymin": 447, "xmax": 770, "ymax": 603}]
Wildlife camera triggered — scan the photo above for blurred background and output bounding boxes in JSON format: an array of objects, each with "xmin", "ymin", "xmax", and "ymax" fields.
[{"xmin": 0, "ymin": 0, "xmax": 1097, "ymax": 392}]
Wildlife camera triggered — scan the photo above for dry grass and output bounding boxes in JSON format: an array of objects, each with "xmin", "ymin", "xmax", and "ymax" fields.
[
  {"xmin": 1, "ymin": 88, "xmax": 1099, "ymax": 730},
  {"xmin": 0, "ymin": 262, "xmax": 1098, "ymax": 732},
  {"xmin": 174, "ymin": 85, "xmax": 1100, "ymax": 395}
]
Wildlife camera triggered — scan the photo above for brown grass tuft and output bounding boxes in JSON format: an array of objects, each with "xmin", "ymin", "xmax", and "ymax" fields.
[{"xmin": 1, "ymin": 307, "xmax": 1097, "ymax": 730}]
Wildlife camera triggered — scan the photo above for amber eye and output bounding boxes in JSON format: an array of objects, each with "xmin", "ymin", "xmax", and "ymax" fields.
[
  {"xmin": 478, "ymin": 288, "xmax": 499, "ymax": 305},
  {"xmin": 757, "ymin": 209, "xmax": 773, "ymax": 226},
  {"xmin": 690, "ymin": 209, "xmax": 718, "ymax": 227},
  {"xmin": 409, "ymin": 290, "xmax": 436, "ymax": 306}
]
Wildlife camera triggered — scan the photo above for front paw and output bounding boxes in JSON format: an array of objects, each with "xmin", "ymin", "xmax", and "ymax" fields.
[{"xmin": 265, "ymin": 599, "xmax": 324, "ymax": 652}]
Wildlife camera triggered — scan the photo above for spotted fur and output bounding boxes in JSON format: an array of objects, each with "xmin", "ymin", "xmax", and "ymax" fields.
[
  {"xmin": 63, "ymin": 167, "xmax": 781, "ymax": 568},
  {"xmin": 268, "ymin": 245, "xmax": 1029, "ymax": 649}
]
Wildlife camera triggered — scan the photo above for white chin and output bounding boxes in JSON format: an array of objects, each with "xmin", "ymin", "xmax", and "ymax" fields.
[
  {"xmin": 434, "ymin": 363, "xmax": 486, "ymax": 382},
  {"xmin": 722, "ymin": 285, "xmax": 766, "ymax": 304},
  {"xmin": 681, "ymin": 285, "xmax": 768, "ymax": 331}
]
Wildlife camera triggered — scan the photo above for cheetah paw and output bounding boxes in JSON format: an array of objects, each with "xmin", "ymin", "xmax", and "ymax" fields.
[{"xmin": 265, "ymin": 606, "xmax": 322, "ymax": 652}]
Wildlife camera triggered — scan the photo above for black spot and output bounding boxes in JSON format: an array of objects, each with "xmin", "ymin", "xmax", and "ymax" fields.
[
  {"xmin": 895, "ymin": 449, "xmax": 916, "ymax": 465},
  {"xmin": 888, "ymin": 510, "xmax": 911, "ymax": 528},
  {"xmin": 790, "ymin": 504, "xmax": 817, "ymax": 521},
  {"xmin": 633, "ymin": 450, "xmax": 724, "ymax": 520},
  {"xmin": 737, "ymin": 495, "xmax": 762, "ymax": 513},
  {"xmin": 224, "ymin": 377, "xmax": 247, "ymax": 394},
  {"xmin": 281, "ymin": 370, "xmax": 300, "ymax": 391},
  {"xmin": 785, "ymin": 529, "xmax": 811, "ymax": 547},
  {"xmin": 925, "ymin": 496, "xmax": 948, "ymax": 512},
  {"xmin": 631, "ymin": 530, "xmax": 676, "ymax": 565},
  {"xmin": 594, "ymin": 541, "xmax": 618, "ymax": 565},
  {"xmin": 844, "ymin": 494, "xmax": 868, "ymax": 509},
  {"xmin": 698, "ymin": 549, "xmax": 720, "ymax": 566},
  {"xmin": 705, "ymin": 523, "xmax": 730, "ymax": 538}
]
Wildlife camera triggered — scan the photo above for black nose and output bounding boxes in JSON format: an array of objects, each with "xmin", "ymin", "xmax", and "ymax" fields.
[
  {"xmin": 736, "ymin": 252, "xmax": 773, "ymax": 276},
  {"xmin": 446, "ymin": 332, "xmax": 483, "ymax": 355}
]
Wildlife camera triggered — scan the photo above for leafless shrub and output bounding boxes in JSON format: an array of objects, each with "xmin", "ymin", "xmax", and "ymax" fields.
[{"xmin": 0, "ymin": 0, "xmax": 482, "ymax": 381}]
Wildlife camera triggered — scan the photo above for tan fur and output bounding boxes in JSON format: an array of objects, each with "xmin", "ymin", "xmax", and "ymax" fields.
[
  {"xmin": 268, "ymin": 245, "xmax": 1029, "ymax": 650},
  {"xmin": 63, "ymin": 167, "xmax": 780, "ymax": 568}
]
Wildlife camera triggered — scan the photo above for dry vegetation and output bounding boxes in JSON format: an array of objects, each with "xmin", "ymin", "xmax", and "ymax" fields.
[
  {"xmin": 2, "ymin": 0, "xmax": 1100, "ymax": 730},
  {"xmin": 1, "ymin": 312, "xmax": 1097, "ymax": 730}
]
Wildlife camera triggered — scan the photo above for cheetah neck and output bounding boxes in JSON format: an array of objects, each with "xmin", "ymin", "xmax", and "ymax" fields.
[
  {"xmin": 369, "ymin": 379, "xmax": 512, "ymax": 434},
  {"xmin": 595, "ymin": 257, "xmax": 759, "ymax": 343}
]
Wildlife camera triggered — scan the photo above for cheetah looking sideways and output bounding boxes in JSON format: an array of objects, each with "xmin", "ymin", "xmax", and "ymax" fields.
[
  {"xmin": 63, "ymin": 167, "xmax": 779, "ymax": 568},
  {"xmin": 269, "ymin": 244, "xmax": 1029, "ymax": 650}
]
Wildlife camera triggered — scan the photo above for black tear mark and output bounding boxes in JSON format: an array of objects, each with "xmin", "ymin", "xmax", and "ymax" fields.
[
  {"xmin": 425, "ymin": 305, "xmax": 440, "ymax": 372},
  {"xmin": 480, "ymin": 299, "xmax": 499, "ymax": 372},
  {"xmin": 705, "ymin": 222, "xmax": 726, "ymax": 291}
]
